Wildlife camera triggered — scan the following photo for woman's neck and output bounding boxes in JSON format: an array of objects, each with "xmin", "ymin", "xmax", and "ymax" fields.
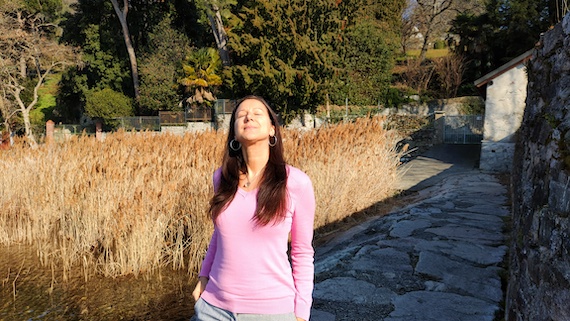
[{"xmin": 241, "ymin": 143, "xmax": 270, "ymax": 174}]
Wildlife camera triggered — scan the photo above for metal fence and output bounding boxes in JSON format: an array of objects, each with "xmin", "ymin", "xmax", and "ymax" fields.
[
  {"xmin": 52, "ymin": 124, "xmax": 95, "ymax": 141},
  {"xmin": 113, "ymin": 100, "xmax": 236, "ymax": 130},
  {"xmin": 214, "ymin": 99, "xmax": 237, "ymax": 115},
  {"xmin": 116, "ymin": 116, "xmax": 161, "ymax": 131},
  {"xmin": 443, "ymin": 115, "xmax": 484, "ymax": 144},
  {"xmin": 185, "ymin": 108, "xmax": 212, "ymax": 122},
  {"xmin": 55, "ymin": 124, "xmax": 89, "ymax": 134}
]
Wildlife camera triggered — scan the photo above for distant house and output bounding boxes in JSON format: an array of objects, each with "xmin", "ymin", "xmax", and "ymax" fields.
[{"xmin": 474, "ymin": 49, "xmax": 534, "ymax": 172}]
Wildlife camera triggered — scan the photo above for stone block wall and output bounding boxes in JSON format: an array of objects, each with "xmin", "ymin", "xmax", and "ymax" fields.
[
  {"xmin": 480, "ymin": 142, "xmax": 516, "ymax": 173},
  {"xmin": 507, "ymin": 14, "xmax": 570, "ymax": 321},
  {"xmin": 378, "ymin": 96, "xmax": 482, "ymax": 117}
]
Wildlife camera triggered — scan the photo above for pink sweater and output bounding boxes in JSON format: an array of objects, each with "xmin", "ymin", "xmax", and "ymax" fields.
[{"xmin": 198, "ymin": 165, "xmax": 315, "ymax": 321}]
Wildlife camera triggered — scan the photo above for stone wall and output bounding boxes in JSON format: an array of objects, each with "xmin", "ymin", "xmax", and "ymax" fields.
[
  {"xmin": 507, "ymin": 14, "xmax": 570, "ymax": 321},
  {"xmin": 216, "ymin": 96, "xmax": 482, "ymax": 131},
  {"xmin": 379, "ymin": 96, "xmax": 483, "ymax": 117}
]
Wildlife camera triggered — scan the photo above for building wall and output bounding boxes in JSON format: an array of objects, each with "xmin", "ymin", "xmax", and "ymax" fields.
[
  {"xmin": 479, "ymin": 64, "xmax": 528, "ymax": 172},
  {"xmin": 507, "ymin": 14, "xmax": 570, "ymax": 321}
]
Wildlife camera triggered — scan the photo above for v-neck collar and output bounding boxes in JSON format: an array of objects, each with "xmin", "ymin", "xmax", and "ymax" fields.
[{"xmin": 237, "ymin": 187, "xmax": 258, "ymax": 197}]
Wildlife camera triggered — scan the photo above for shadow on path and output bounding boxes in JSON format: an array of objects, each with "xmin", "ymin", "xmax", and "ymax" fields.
[
  {"xmin": 397, "ymin": 144, "xmax": 481, "ymax": 192},
  {"xmin": 311, "ymin": 143, "xmax": 510, "ymax": 321}
]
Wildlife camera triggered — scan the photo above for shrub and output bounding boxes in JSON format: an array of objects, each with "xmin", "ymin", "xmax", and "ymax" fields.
[
  {"xmin": 432, "ymin": 54, "xmax": 467, "ymax": 98},
  {"xmin": 383, "ymin": 87, "xmax": 414, "ymax": 108},
  {"xmin": 84, "ymin": 88, "xmax": 134, "ymax": 127},
  {"xmin": 434, "ymin": 40, "xmax": 446, "ymax": 49}
]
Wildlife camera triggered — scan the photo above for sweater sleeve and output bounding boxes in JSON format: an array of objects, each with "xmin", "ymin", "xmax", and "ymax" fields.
[
  {"xmin": 198, "ymin": 227, "xmax": 218, "ymax": 278},
  {"xmin": 198, "ymin": 169, "xmax": 222, "ymax": 278},
  {"xmin": 290, "ymin": 171, "xmax": 316, "ymax": 321}
]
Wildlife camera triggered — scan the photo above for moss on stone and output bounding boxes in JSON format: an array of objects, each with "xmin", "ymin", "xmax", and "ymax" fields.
[{"xmin": 543, "ymin": 113, "xmax": 561, "ymax": 129}]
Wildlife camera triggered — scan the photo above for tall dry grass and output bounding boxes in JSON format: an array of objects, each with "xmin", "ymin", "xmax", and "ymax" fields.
[
  {"xmin": 285, "ymin": 117, "xmax": 402, "ymax": 228},
  {"xmin": 0, "ymin": 117, "xmax": 403, "ymax": 278}
]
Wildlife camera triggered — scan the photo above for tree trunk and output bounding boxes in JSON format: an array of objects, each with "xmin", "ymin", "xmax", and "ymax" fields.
[
  {"xmin": 419, "ymin": 27, "xmax": 432, "ymax": 62},
  {"xmin": 208, "ymin": 4, "xmax": 230, "ymax": 66},
  {"xmin": 416, "ymin": 0, "xmax": 455, "ymax": 63},
  {"xmin": 2, "ymin": 118, "xmax": 9, "ymax": 135},
  {"xmin": 21, "ymin": 108, "xmax": 37, "ymax": 148},
  {"xmin": 19, "ymin": 57, "xmax": 26, "ymax": 78},
  {"xmin": 110, "ymin": 0, "xmax": 141, "ymax": 103},
  {"xmin": 11, "ymin": 86, "xmax": 37, "ymax": 148},
  {"xmin": 9, "ymin": 62, "xmax": 57, "ymax": 148}
]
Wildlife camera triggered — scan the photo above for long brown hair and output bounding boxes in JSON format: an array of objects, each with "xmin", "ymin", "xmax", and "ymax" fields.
[{"xmin": 209, "ymin": 96, "xmax": 288, "ymax": 226}]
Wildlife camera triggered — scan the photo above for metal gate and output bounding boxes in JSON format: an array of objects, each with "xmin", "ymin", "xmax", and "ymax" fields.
[{"xmin": 444, "ymin": 115, "xmax": 484, "ymax": 144}]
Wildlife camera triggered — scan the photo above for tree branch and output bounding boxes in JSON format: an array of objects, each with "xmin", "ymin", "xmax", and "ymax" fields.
[
  {"xmin": 122, "ymin": 0, "xmax": 129, "ymax": 16},
  {"xmin": 28, "ymin": 61, "xmax": 62, "ymax": 111}
]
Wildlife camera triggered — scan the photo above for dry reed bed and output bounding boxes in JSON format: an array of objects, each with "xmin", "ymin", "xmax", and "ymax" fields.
[{"xmin": 0, "ymin": 117, "xmax": 403, "ymax": 278}]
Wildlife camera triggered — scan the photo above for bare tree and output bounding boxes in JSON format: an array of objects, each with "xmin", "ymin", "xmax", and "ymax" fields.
[
  {"xmin": 407, "ymin": 0, "xmax": 485, "ymax": 60},
  {"xmin": 401, "ymin": 13, "xmax": 415, "ymax": 54},
  {"xmin": 0, "ymin": 2, "xmax": 75, "ymax": 148},
  {"xmin": 433, "ymin": 53, "xmax": 466, "ymax": 97},
  {"xmin": 110, "ymin": 0, "xmax": 140, "ymax": 100},
  {"xmin": 414, "ymin": 0, "xmax": 455, "ymax": 62},
  {"xmin": 401, "ymin": 0, "xmax": 417, "ymax": 54},
  {"xmin": 399, "ymin": 59, "xmax": 435, "ymax": 93}
]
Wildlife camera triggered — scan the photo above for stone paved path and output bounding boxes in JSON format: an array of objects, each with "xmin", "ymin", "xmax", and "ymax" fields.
[{"xmin": 310, "ymin": 146, "xmax": 509, "ymax": 321}]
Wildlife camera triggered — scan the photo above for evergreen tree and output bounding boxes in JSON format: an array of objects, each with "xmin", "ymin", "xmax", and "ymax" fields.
[
  {"xmin": 451, "ymin": 0, "xmax": 561, "ymax": 87},
  {"xmin": 224, "ymin": 0, "xmax": 338, "ymax": 120},
  {"xmin": 139, "ymin": 15, "xmax": 191, "ymax": 113},
  {"xmin": 329, "ymin": 20, "xmax": 397, "ymax": 106},
  {"xmin": 224, "ymin": 0, "xmax": 404, "ymax": 116},
  {"xmin": 450, "ymin": 12, "xmax": 498, "ymax": 83},
  {"xmin": 331, "ymin": 0, "xmax": 405, "ymax": 105},
  {"xmin": 493, "ymin": 0, "xmax": 545, "ymax": 58}
]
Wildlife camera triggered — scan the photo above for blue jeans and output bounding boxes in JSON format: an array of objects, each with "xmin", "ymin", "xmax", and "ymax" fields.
[{"xmin": 193, "ymin": 298, "xmax": 297, "ymax": 321}]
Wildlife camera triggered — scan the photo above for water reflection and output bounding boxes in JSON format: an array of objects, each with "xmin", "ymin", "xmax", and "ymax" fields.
[{"xmin": 0, "ymin": 245, "xmax": 195, "ymax": 320}]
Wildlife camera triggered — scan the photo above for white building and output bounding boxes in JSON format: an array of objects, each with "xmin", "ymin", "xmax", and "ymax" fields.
[{"xmin": 475, "ymin": 49, "xmax": 534, "ymax": 172}]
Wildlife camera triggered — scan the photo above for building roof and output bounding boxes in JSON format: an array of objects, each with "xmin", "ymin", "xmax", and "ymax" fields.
[{"xmin": 474, "ymin": 49, "xmax": 534, "ymax": 88}]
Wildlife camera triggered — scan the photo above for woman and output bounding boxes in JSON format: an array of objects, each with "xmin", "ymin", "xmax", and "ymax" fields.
[{"xmin": 192, "ymin": 96, "xmax": 316, "ymax": 321}]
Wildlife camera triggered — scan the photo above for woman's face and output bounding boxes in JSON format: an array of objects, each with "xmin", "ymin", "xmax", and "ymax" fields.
[{"xmin": 233, "ymin": 98, "xmax": 275, "ymax": 145}]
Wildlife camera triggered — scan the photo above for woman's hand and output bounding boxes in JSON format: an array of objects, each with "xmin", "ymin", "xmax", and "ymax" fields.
[{"xmin": 192, "ymin": 276, "xmax": 209, "ymax": 301}]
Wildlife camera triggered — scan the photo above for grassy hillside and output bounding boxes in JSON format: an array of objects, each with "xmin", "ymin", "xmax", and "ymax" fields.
[{"xmin": 406, "ymin": 48, "xmax": 450, "ymax": 59}]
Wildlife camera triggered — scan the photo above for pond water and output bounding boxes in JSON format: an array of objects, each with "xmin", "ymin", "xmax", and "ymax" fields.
[{"xmin": 0, "ymin": 245, "xmax": 195, "ymax": 320}]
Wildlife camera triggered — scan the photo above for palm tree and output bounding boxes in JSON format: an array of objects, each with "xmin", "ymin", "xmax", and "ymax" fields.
[{"xmin": 179, "ymin": 47, "xmax": 222, "ymax": 109}]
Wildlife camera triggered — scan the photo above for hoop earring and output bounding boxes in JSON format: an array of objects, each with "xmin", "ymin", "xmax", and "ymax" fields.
[
  {"xmin": 268, "ymin": 135, "xmax": 277, "ymax": 147},
  {"xmin": 229, "ymin": 139, "xmax": 241, "ymax": 151}
]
